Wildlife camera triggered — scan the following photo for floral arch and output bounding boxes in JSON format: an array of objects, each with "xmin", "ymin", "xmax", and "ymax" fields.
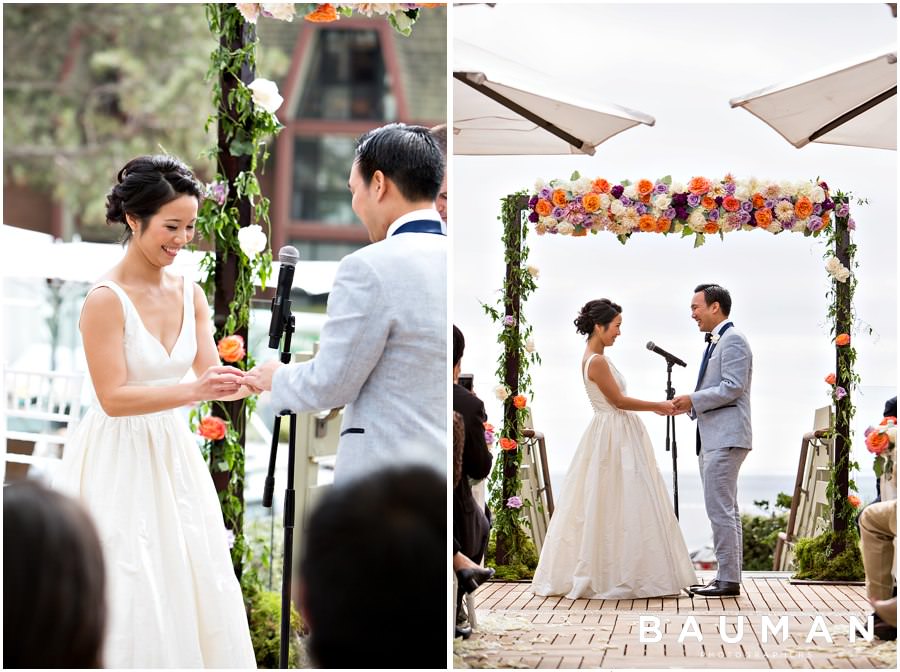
[{"xmin": 486, "ymin": 173, "xmax": 859, "ymax": 571}]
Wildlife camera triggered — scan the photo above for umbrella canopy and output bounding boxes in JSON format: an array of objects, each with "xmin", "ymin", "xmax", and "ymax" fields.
[
  {"xmin": 729, "ymin": 49, "xmax": 897, "ymax": 150},
  {"xmin": 453, "ymin": 40, "xmax": 655, "ymax": 156}
]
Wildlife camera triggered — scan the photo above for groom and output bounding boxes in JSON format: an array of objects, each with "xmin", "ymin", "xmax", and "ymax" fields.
[
  {"xmin": 244, "ymin": 123, "xmax": 446, "ymax": 484},
  {"xmin": 673, "ymin": 283, "xmax": 753, "ymax": 598}
]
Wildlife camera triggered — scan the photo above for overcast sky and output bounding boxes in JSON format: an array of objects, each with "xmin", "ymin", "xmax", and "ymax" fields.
[{"xmin": 451, "ymin": 3, "xmax": 897, "ymax": 485}]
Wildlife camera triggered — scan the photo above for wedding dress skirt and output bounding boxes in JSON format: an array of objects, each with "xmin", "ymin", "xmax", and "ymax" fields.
[
  {"xmin": 531, "ymin": 354, "xmax": 697, "ymax": 600},
  {"xmin": 55, "ymin": 280, "xmax": 256, "ymax": 668}
]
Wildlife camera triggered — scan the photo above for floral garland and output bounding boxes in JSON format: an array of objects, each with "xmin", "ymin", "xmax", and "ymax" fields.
[
  {"xmin": 527, "ymin": 173, "xmax": 839, "ymax": 247},
  {"xmin": 866, "ymin": 416, "xmax": 897, "ymax": 481},
  {"xmin": 194, "ymin": 3, "xmax": 431, "ymax": 568}
]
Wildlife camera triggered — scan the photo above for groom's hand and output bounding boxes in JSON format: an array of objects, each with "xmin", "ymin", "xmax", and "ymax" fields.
[
  {"xmin": 243, "ymin": 360, "xmax": 283, "ymax": 394},
  {"xmin": 672, "ymin": 394, "xmax": 693, "ymax": 413}
]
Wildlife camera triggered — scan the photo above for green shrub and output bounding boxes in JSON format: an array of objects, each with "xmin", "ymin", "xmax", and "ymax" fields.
[
  {"xmin": 741, "ymin": 494, "xmax": 790, "ymax": 571},
  {"xmin": 485, "ymin": 528, "xmax": 539, "ymax": 581},
  {"xmin": 241, "ymin": 571, "xmax": 303, "ymax": 668},
  {"xmin": 793, "ymin": 529, "xmax": 865, "ymax": 581}
]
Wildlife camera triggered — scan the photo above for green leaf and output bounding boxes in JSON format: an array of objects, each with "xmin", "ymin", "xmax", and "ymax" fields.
[
  {"xmin": 693, "ymin": 233, "xmax": 706, "ymax": 248},
  {"xmin": 229, "ymin": 137, "xmax": 256, "ymax": 157},
  {"xmin": 570, "ymin": 170, "xmax": 581, "ymax": 181}
]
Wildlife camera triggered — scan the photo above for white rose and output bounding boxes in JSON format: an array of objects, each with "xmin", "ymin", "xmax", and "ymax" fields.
[
  {"xmin": 557, "ymin": 222, "xmax": 575, "ymax": 235},
  {"xmin": 237, "ymin": 224, "xmax": 268, "ymax": 258},
  {"xmin": 526, "ymin": 265, "xmax": 540, "ymax": 279},
  {"xmin": 671, "ymin": 181, "xmax": 685, "ymax": 194},
  {"xmin": 598, "ymin": 193, "xmax": 611, "ymax": 210},
  {"xmin": 810, "ymin": 185, "xmax": 826, "ymax": 204},
  {"xmin": 247, "ymin": 78, "xmax": 283, "ymax": 114},
  {"xmin": 885, "ymin": 426, "xmax": 896, "ymax": 443},
  {"xmin": 796, "ymin": 181, "xmax": 813, "ymax": 199},
  {"xmin": 574, "ymin": 176, "xmax": 592, "ymax": 194},
  {"xmin": 779, "ymin": 180, "xmax": 795, "ymax": 196},
  {"xmin": 688, "ymin": 209, "xmax": 707, "ymax": 232},
  {"xmin": 534, "ymin": 178, "xmax": 547, "ymax": 191},
  {"xmin": 652, "ymin": 194, "xmax": 671, "ymax": 211},
  {"xmin": 236, "ymin": 3, "xmax": 260, "ymax": 23},
  {"xmin": 494, "ymin": 385, "xmax": 510, "ymax": 401},
  {"xmin": 525, "ymin": 337, "xmax": 536, "ymax": 353},
  {"xmin": 734, "ymin": 185, "xmax": 751, "ymax": 201},
  {"xmin": 609, "ymin": 200, "xmax": 626, "ymax": 216},
  {"xmin": 623, "ymin": 184, "xmax": 638, "ymax": 199},
  {"xmin": 543, "ymin": 216, "xmax": 558, "ymax": 230},
  {"xmin": 261, "ymin": 3, "xmax": 295, "ymax": 21}
]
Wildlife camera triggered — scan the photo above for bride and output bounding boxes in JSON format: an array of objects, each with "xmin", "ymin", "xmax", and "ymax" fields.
[{"xmin": 531, "ymin": 298, "xmax": 697, "ymax": 599}]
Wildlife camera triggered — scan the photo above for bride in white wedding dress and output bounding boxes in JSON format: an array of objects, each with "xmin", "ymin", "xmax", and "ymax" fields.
[
  {"xmin": 55, "ymin": 156, "xmax": 256, "ymax": 667},
  {"xmin": 531, "ymin": 299, "xmax": 697, "ymax": 600}
]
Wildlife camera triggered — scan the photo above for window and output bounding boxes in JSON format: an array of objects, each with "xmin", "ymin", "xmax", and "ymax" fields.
[
  {"xmin": 296, "ymin": 29, "xmax": 392, "ymax": 121},
  {"xmin": 291, "ymin": 136, "xmax": 358, "ymax": 223}
]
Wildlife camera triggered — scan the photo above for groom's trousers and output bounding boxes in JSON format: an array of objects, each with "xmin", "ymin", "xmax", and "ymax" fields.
[
  {"xmin": 859, "ymin": 499, "xmax": 897, "ymax": 601},
  {"xmin": 698, "ymin": 446, "xmax": 749, "ymax": 583}
]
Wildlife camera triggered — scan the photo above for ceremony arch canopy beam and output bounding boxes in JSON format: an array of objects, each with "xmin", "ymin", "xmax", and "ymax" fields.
[{"xmin": 489, "ymin": 174, "xmax": 858, "ymax": 568}]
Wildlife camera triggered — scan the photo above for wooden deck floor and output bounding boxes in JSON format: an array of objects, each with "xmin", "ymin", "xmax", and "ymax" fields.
[{"xmin": 454, "ymin": 573, "xmax": 897, "ymax": 669}]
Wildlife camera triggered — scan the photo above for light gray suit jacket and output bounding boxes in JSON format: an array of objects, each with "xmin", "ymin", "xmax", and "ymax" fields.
[
  {"xmin": 690, "ymin": 324, "xmax": 753, "ymax": 451},
  {"xmin": 270, "ymin": 226, "xmax": 447, "ymax": 483}
]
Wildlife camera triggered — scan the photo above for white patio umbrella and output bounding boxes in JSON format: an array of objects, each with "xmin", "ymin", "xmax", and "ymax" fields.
[
  {"xmin": 729, "ymin": 49, "xmax": 897, "ymax": 150},
  {"xmin": 453, "ymin": 40, "xmax": 655, "ymax": 156}
]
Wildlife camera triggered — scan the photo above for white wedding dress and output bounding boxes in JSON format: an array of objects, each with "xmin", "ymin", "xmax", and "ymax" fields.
[
  {"xmin": 55, "ymin": 279, "xmax": 256, "ymax": 668},
  {"xmin": 531, "ymin": 353, "xmax": 697, "ymax": 599}
]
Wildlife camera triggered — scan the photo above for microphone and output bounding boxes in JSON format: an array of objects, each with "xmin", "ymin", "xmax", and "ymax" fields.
[
  {"xmin": 646, "ymin": 341, "xmax": 687, "ymax": 368},
  {"xmin": 267, "ymin": 246, "xmax": 299, "ymax": 350}
]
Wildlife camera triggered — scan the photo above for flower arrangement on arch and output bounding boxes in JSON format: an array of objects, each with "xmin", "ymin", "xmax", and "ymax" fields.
[
  {"xmin": 236, "ymin": 3, "xmax": 435, "ymax": 35},
  {"xmin": 865, "ymin": 416, "xmax": 896, "ymax": 482},
  {"xmin": 528, "ymin": 173, "xmax": 845, "ymax": 247}
]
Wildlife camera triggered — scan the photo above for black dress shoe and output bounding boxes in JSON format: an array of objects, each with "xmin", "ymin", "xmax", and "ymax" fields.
[
  {"xmin": 457, "ymin": 566, "xmax": 495, "ymax": 594},
  {"xmin": 873, "ymin": 613, "xmax": 897, "ymax": 641},
  {"xmin": 690, "ymin": 579, "xmax": 740, "ymax": 597},
  {"xmin": 455, "ymin": 623, "xmax": 472, "ymax": 639}
]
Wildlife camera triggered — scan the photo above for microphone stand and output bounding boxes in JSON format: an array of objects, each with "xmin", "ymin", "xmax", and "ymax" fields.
[
  {"xmin": 261, "ymin": 313, "xmax": 296, "ymax": 669},
  {"xmin": 664, "ymin": 360, "xmax": 680, "ymax": 519}
]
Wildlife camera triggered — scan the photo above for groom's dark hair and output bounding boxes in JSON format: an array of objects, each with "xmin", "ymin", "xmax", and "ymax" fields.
[
  {"xmin": 695, "ymin": 283, "xmax": 732, "ymax": 316},
  {"xmin": 354, "ymin": 123, "xmax": 444, "ymax": 203}
]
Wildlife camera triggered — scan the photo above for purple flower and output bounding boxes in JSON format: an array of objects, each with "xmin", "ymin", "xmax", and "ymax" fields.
[
  {"xmin": 635, "ymin": 202, "xmax": 648, "ymax": 215},
  {"xmin": 715, "ymin": 196, "xmax": 724, "ymax": 207},
  {"xmin": 206, "ymin": 181, "xmax": 228, "ymax": 207},
  {"xmin": 687, "ymin": 194, "xmax": 701, "ymax": 208},
  {"xmin": 724, "ymin": 182, "xmax": 736, "ymax": 195},
  {"xmin": 848, "ymin": 217, "xmax": 856, "ymax": 230},
  {"xmin": 528, "ymin": 211, "xmax": 539, "ymax": 223},
  {"xmin": 836, "ymin": 203, "xmax": 850, "ymax": 218},
  {"xmin": 484, "ymin": 429, "xmax": 495, "ymax": 443},
  {"xmin": 506, "ymin": 496, "xmax": 523, "ymax": 509},
  {"xmin": 539, "ymin": 187, "xmax": 551, "ymax": 199},
  {"xmin": 620, "ymin": 196, "xmax": 633, "ymax": 207},
  {"xmin": 819, "ymin": 180, "xmax": 829, "ymax": 191},
  {"xmin": 654, "ymin": 182, "xmax": 669, "ymax": 194},
  {"xmin": 528, "ymin": 195, "xmax": 539, "ymax": 208},
  {"xmin": 739, "ymin": 211, "xmax": 752, "ymax": 224},
  {"xmin": 610, "ymin": 185, "xmax": 625, "ymax": 199},
  {"xmin": 782, "ymin": 218, "xmax": 795, "ymax": 230},
  {"xmin": 225, "ymin": 528, "xmax": 236, "ymax": 549},
  {"xmin": 807, "ymin": 215, "xmax": 824, "ymax": 232},
  {"xmin": 664, "ymin": 207, "xmax": 677, "ymax": 220},
  {"xmin": 822, "ymin": 198, "xmax": 834, "ymax": 211},
  {"xmin": 708, "ymin": 209, "xmax": 719, "ymax": 221},
  {"xmin": 835, "ymin": 386, "xmax": 847, "ymax": 400},
  {"xmin": 502, "ymin": 315, "xmax": 516, "ymax": 327},
  {"xmin": 740, "ymin": 200, "xmax": 753, "ymax": 213},
  {"xmin": 764, "ymin": 199, "xmax": 775, "ymax": 209},
  {"xmin": 864, "ymin": 426, "xmax": 875, "ymax": 438},
  {"xmin": 675, "ymin": 206, "xmax": 690, "ymax": 221},
  {"xmin": 552, "ymin": 207, "xmax": 565, "ymax": 219},
  {"xmin": 671, "ymin": 192, "xmax": 688, "ymax": 207},
  {"xmin": 813, "ymin": 203, "xmax": 822, "ymax": 216}
]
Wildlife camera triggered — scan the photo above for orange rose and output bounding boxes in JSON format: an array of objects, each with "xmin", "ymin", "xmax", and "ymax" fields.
[
  {"xmin": 512, "ymin": 395, "xmax": 527, "ymax": 409},
  {"xmin": 304, "ymin": 3, "xmax": 338, "ymax": 22},
  {"xmin": 640, "ymin": 193, "xmax": 651, "ymax": 204},
  {"xmin": 795, "ymin": 196, "xmax": 813, "ymax": 219},
  {"xmin": 881, "ymin": 416, "xmax": 897, "ymax": 426},
  {"xmin": 722, "ymin": 195, "xmax": 740, "ymax": 212},
  {"xmin": 866, "ymin": 432, "xmax": 890, "ymax": 455},
  {"xmin": 199, "ymin": 416, "xmax": 227, "ymax": 441},
  {"xmin": 551, "ymin": 189, "xmax": 569, "ymax": 208},
  {"xmin": 754, "ymin": 208, "xmax": 773, "ymax": 229},
  {"xmin": 592, "ymin": 178, "xmax": 610, "ymax": 194},
  {"xmin": 704, "ymin": 221, "xmax": 719, "ymax": 234},
  {"xmin": 217, "ymin": 334, "xmax": 246, "ymax": 363},
  {"xmin": 751, "ymin": 193, "xmax": 766, "ymax": 209},
  {"xmin": 688, "ymin": 176, "xmax": 711, "ymax": 195},
  {"xmin": 825, "ymin": 373, "xmax": 836, "ymax": 385},
  {"xmin": 582, "ymin": 193, "xmax": 601, "ymax": 213},
  {"xmin": 656, "ymin": 217, "xmax": 672, "ymax": 233},
  {"xmin": 639, "ymin": 214, "xmax": 656, "ymax": 232},
  {"xmin": 637, "ymin": 179, "xmax": 654, "ymax": 197},
  {"xmin": 701, "ymin": 196, "xmax": 716, "ymax": 210},
  {"xmin": 835, "ymin": 333, "xmax": 850, "ymax": 346},
  {"xmin": 847, "ymin": 494, "xmax": 862, "ymax": 508},
  {"xmin": 499, "ymin": 437, "xmax": 518, "ymax": 452},
  {"xmin": 535, "ymin": 199, "xmax": 552, "ymax": 217},
  {"xmin": 821, "ymin": 211, "xmax": 831, "ymax": 226}
]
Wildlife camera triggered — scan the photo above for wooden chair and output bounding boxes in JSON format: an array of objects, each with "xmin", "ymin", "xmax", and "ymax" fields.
[
  {"xmin": 520, "ymin": 413, "xmax": 554, "ymax": 555},
  {"xmin": 773, "ymin": 406, "xmax": 834, "ymax": 571},
  {"xmin": 4, "ymin": 368, "xmax": 85, "ymax": 483}
]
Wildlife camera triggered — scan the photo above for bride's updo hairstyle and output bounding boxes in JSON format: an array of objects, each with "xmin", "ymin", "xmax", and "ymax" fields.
[
  {"xmin": 574, "ymin": 299, "xmax": 622, "ymax": 339},
  {"xmin": 105, "ymin": 155, "xmax": 203, "ymax": 244}
]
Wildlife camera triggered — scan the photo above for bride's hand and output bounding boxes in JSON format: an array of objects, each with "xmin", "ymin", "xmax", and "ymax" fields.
[
  {"xmin": 193, "ymin": 365, "xmax": 245, "ymax": 400},
  {"xmin": 656, "ymin": 400, "xmax": 677, "ymax": 416}
]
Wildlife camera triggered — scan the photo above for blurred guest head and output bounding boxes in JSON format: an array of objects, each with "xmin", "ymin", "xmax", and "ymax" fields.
[
  {"xmin": 4, "ymin": 480, "xmax": 106, "ymax": 668},
  {"xmin": 298, "ymin": 465, "xmax": 446, "ymax": 668},
  {"xmin": 429, "ymin": 123, "xmax": 448, "ymax": 224}
]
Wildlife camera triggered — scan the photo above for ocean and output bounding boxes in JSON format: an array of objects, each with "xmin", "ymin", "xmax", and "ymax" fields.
[{"xmin": 548, "ymin": 469, "xmax": 878, "ymax": 552}]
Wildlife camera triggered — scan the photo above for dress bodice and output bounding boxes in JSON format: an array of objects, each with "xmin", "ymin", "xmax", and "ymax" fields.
[
  {"xmin": 582, "ymin": 353, "xmax": 627, "ymax": 414},
  {"xmin": 87, "ymin": 278, "xmax": 197, "ymax": 388}
]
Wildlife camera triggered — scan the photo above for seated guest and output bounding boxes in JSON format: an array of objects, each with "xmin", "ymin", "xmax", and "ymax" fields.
[
  {"xmin": 859, "ymin": 498, "xmax": 897, "ymax": 640},
  {"xmin": 298, "ymin": 465, "xmax": 445, "ymax": 668},
  {"xmin": 4, "ymin": 480, "xmax": 107, "ymax": 668}
]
